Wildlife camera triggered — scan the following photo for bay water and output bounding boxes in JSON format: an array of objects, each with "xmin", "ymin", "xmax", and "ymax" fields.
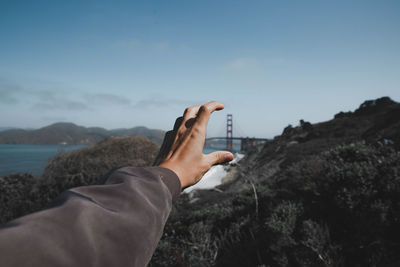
[
  {"xmin": 0, "ymin": 144, "xmax": 229, "ymax": 178},
  {"xmin": 0, "ymin": 144, "xmax": 86, "ymax": 178}
]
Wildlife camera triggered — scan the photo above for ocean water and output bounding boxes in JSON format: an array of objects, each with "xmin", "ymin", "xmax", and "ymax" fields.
[
  {"xmin": 0, "ymin": 144, "xmax": 86, "ymax": 178},
  {"xmin": 0, "ymin": 144, "xmax": 234, "ymax": 179}
]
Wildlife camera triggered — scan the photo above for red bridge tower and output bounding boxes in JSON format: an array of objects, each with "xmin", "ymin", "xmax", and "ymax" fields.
[{"xmin": 226, "ymin": 114, "xmax": 233, "ymax": 151}]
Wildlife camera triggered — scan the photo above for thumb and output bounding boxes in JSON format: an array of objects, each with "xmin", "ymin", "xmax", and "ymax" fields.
[{"xmin": 205, "ymin": 151, "xmax": 234, "ymax": 166}]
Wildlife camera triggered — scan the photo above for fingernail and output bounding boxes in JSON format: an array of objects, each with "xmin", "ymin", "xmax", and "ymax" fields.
[{"xmin": 225, "ymin": 153, "xmax": 233, "ymax": 161}]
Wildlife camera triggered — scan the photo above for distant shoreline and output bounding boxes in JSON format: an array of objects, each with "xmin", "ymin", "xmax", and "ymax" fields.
[{"xmin": 0, "ymin": 122, "xmax": 165, "ymax": 146}]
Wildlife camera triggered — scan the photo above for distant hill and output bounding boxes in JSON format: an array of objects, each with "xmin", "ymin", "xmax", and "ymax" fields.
[{"xmin": 0, "ymin": 122, "xmax": 165, "ymax": 145}]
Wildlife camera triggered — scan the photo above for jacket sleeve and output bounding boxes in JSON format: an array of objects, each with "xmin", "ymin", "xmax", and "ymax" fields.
[{"xmin": 0, "ymin": 166, "xmax": 181, "ymax": 267}]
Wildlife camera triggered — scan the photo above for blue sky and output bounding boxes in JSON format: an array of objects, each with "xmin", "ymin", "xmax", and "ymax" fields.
[{"xmin": 0, "ymin": 0, "xmax": 399, "ymax": 138}]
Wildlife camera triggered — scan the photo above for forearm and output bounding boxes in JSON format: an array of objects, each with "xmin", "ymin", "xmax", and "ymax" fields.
[{"xmin": 0, "ymin": 166, "xmax": 181, "ymax": 267}]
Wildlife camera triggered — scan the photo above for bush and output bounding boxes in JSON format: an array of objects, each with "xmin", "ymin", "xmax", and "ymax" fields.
[
  {"xmin": 36, "ymin": 136, "xmax": 159, "ymax": 207},
  {"xmin": 150, "ymin": 141, "xmax": 400, "ymax": 267},
  {"xmin": 0, "ymin": 173, "xmax": 37, "ymax": 224},
  {"xmin": 0, "ymin": 136, "xmax": 159, "ymax": 223}
]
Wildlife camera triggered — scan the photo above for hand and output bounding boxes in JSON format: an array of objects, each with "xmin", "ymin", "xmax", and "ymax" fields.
[{"xmin": 155, "ymin": 101, "xmax": 234, "ymax": 189}]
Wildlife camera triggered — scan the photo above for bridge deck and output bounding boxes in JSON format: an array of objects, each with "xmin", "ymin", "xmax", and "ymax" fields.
[{"xmin": 206, "ymin": 137, "xmax": 269, "ymax": 141}]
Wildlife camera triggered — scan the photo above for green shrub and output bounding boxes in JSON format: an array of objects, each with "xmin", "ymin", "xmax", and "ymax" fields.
[
  {"xmin": 0, "ymin": 173, "xmax": 37, "ymax": 224},
  {"xmin": 151, "ymin": 141, "xmax": 400, "ymax": 267},
  {"xmin": 0, "ymin": 136, "xmax": 159, "ymax": 223}
]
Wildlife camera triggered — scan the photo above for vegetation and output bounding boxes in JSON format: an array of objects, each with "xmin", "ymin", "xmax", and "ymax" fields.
[
  {"xmin": 0, "ymin": 173, "xmax": 36, "ymax": 225},
  {"xmin": 0, "ymin": 97, "xmax": 399, "ymax": 266},
  {"xmin": 149, "ymin": 141, "xmax": 400, "ymax": 267},
  {"xmin": 148, "ymin": 97, "xmax": 400, "ymax": 266},
  {"xmin": 0, "ymin": 136, "xmax": 159, "ymax": 224}
]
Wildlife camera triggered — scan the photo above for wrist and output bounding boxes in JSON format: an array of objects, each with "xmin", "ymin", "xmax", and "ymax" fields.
[{"xmin": 158, "ymin": 162, "xmax": 189, "ymax": 189}]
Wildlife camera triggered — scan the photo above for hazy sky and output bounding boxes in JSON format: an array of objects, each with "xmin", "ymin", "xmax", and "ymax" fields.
[{"xmin": 0, "ymin": 0, "xmax": 399, "ymax": 138}]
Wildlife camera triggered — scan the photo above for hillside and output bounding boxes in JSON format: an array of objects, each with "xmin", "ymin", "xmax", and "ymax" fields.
[
  {"xmin": 0, "ymin": 122, "xmax": 165, "ymax": 145},
  {"xmin": 0, "ymin": 97, "xmax": 399, "ymax": 266},
  {"xmin": 149, "ymin": 97, "xmax": 400, "ymax": 267}
]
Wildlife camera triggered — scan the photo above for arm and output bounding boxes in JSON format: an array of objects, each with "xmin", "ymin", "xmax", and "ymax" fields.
[
  {"xmin": 0, "ymin": 101, "xmax": 233, "ymax": 266},
  {"xmin": 0, "ymin": 167, "xmax": 180, "ymax": 267}
]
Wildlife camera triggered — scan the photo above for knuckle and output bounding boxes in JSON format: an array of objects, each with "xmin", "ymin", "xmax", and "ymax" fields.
[
  {"xmin": 178, "ymin": 127, "xmax": 186, "ymax": 137},
  {"xmin": 189, "ymin": 126, "xmax": 204, "ymax": 139},
  {"xmin": 215, "ymin": 152, "xmax": 223, "ymax": 161},
  {"xmin": 199, "ymin": 105, "xmax": 211, "ymax": 114},
  {"xmin": 192, "ymin": 126, "xmax": 202, "ymax": 136}
]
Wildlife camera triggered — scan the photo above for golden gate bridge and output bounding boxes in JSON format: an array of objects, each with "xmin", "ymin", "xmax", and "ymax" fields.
[{"xmin": 205, "ymin": 114, "xmax": 268, "ymax": 152}]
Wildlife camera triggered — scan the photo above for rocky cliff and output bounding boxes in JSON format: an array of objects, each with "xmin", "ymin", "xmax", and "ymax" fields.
[{"xmin": 150, "ymin": 97, "xmax": 400, "ymax": 267}]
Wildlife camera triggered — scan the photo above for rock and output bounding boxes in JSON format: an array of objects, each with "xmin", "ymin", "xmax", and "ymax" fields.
[
  {"xmin": 221, "ymin": 166, "xmax": 238, "ymax": 184},
  {"xmin": 286, "ymin": 140, "xmax": 299, "ymax": 147},
  {"xmin": 355, "ymin": 96, "xmax": 396, "ymax": 116},
  {"xmin": 282, "ymin": 124, "xmax": 294, "ymax": 136},
  {"xmin": 300, "ymin": 119, "xmax": 313, "ymax": 132}
]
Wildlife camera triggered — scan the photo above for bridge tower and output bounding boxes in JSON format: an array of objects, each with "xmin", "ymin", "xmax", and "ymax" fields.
[{"xmin": 226, "ymin": 114, "xmax": 233, "ymax": 151}]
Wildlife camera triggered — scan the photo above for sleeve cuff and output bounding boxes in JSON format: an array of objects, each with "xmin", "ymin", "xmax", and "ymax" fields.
[{"xmin": 148, "ymin": 166, "xmax": 182, "ymax": 201}]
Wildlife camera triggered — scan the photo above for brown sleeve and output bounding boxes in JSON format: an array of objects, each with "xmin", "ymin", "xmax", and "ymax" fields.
[{"xmin": 0, "ymin": 166, "xmax": 181, "ymax": 267}]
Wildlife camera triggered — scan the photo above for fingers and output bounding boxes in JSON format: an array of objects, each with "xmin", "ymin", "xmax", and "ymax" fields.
[
  {"xmin": 173, "ymin": 116, "xmax": 184, "ymax": 131},
  {"xmin": 181, "ymin": 105, "xmax": 201, "ymax": 129},
  {"xmin": 205, "ymin": 151, "xmax": 234, "ymax": 167},
  {"xmin": 183, "ymin": 105, "xmax": 201, "ymax": 120},
  {"xmin": 165, "ymin": 101, "xmax": 225, "ymax": 160},
  {"xmin": 167, "ymin": 105, "xmax": 199, "ymax": 158},
  {"xmin": 153, "ymin": 130, "xmax": 176, "ymax": 165},
  {"xmin": 170, "ymin": 107, "xmax": 198, "ymax": 155},
  {"xmin": 180, "ymin": 101, "xmax": 223, "ymax": 132},
  {"xmin": 196, "ymin": 101, "xmax": 225, "ymax": 131}
]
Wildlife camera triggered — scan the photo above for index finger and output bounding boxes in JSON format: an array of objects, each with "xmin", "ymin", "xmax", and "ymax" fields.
[{"xmin": 196, "ymin": 101, "xmax": 225, "ymax": 130}]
